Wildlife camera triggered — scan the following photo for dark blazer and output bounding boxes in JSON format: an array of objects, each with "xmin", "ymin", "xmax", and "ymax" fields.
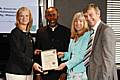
[
  {"xmin": 35, "ymin": 24, "xmax": 70, "ymax": 52},
  {"xmin": 35, "ymin": 23, "xmax": 70, "ymax": 80},
  {"xmin": 6, "ymin": 27, "xmax": 34, "ymax": 75},
  {"xmin": 88, "ymin": 21, "xmax": 118, "ymax": 80}
]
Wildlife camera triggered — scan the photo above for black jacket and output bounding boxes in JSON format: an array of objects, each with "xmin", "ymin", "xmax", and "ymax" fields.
[
  {"xmin": 6, "ymin": 27, "xmax": 34, "ymax": 75},
  {"xmin": 34, "ymin": 24, "xmax": 70, "ymax": 80}
]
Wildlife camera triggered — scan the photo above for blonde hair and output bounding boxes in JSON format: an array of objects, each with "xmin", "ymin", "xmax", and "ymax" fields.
[
  {"xmin": 15, "ymin": 7, "xmax": 33, "ymax": 32},
  {"xmin": 83, "ymin": 3, "xmax": 100, "ymax": 15},
  {"xmin": 71, "ymin": 12, "xmax": 89, "ymax": 39}
]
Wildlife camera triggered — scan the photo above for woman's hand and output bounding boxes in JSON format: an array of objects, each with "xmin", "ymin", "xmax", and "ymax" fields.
[
  {"xmin": 57, "ymin": 52, "xmax": 64, "ymax": 58},
  {"xmin": 55, "ymin": 63, "xmax": 66, "ymax": 71},
  {"xmin": 33, "ymin": 62, "xmax": 43, "ymax": 73}
]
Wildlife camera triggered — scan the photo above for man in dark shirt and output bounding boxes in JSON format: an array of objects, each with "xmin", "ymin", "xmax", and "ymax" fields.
[{"xmin": 34, "ymin": 7, "xmax": 70, "ymax": 80}]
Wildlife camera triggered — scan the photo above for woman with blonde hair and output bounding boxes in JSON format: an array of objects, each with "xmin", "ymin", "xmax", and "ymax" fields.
[
  {"xmin": 5, "ymin": 7, "xmax": 41, "ymax": 80},
  {"xmin": 56, "ymin": 12, "xmax": 90, "ymax": 80}
]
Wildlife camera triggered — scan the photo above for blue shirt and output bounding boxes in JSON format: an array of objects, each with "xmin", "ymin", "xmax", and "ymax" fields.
[{"xmin": 61, "ymin": 31, "xmax": 90, "ymax": 73}]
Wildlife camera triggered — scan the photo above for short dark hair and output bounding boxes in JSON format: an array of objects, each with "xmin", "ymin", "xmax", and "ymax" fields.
[{"xmin": 45, "ymin": 7, "xmax": 58, "ymax": 14}]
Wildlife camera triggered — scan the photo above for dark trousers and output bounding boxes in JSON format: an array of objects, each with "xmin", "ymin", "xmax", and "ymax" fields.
[{"xmin": 34, "ymin": 70, "xmax": 67, "ymax": 80}]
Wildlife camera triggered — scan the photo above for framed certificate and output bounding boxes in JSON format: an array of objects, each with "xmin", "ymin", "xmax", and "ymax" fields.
[{"xmin": 41, "ymin": 49, "xmax": 58, "ymax": 71}]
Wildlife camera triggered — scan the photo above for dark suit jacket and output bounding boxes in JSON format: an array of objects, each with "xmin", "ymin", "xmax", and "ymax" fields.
[
  {"xmin": 88, "ymin": 21, "xmax": 118, "ymax": 80},
  {"xmin": 34, "ymin": 23, "xmax": 70, "ymax": 80},
  {"xmin": 6, "ymin": 27, "xmax": 34, "ymax": 75}
]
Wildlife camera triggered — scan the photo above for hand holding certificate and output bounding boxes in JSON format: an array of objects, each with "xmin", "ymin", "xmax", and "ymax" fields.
[{"xmin": 41, "ymin": 49, "xmax": 58, "ymax": 71}]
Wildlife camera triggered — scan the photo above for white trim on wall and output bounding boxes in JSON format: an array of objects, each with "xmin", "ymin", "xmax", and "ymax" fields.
[{"xmin": 107, "ymin": 0, "xmax": 120, "ymax": 64}]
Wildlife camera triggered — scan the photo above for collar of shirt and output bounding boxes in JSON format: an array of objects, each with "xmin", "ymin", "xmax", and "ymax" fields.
[
  {"xmin": 49, "ymin": 25, "xmax": 58, "ymax": 31},
  {"xmin": 92, "ymin": 19, "xmax": 101, "ymax": 36},
  {"xmin": 91, "ymin": 20, "xmax": 101, "ymax": 42}
]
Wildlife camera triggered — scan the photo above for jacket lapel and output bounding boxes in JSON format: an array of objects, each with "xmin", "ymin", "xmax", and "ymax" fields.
[{"xmin": 92, "ymin": 22, "xmax": 103, "ymax": 52}]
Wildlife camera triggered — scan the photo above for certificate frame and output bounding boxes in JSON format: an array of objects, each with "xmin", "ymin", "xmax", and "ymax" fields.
[{"xmin": 41, "ymin": 49, "xmax": 58, "ymax": 71}]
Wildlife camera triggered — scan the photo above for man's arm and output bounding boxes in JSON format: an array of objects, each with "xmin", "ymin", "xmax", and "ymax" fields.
[{"xmin": 102, "ymin": 27, "xmax": 116, "ymax": 80}]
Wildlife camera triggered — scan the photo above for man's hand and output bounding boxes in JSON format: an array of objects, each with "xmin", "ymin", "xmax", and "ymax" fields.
[{"xmin": 34, "ymin": 49, "xmax": 41, "ymax": 55}]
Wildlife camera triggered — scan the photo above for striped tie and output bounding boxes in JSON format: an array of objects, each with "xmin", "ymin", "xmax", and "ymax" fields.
[{"xmin": 84, "ymin": 29, "xmax": 94, "ymax": 66}]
